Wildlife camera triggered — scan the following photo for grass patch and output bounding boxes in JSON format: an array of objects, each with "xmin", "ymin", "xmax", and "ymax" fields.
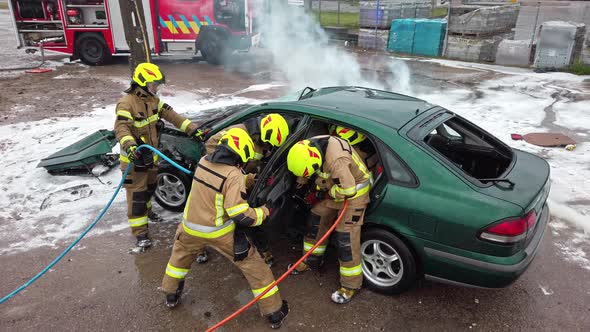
[
  {"xmin": 568, "ymin": 60, "xmax": 590, "ymax": 75},
  {"xmin": 313, "ymin": 11, "xmax": 359, "ymax": 29},
  {"xmin": 431, "ymin": 7, "xmax": 448, "ymax": 18},
  {"xmin": 0, "ymin": 3, "xmax": 9, "ymax": 10}
]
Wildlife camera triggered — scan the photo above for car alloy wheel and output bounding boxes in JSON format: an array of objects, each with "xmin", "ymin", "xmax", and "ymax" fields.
[
  {"xmin": 155, "ymin": 173, "xmax": 187, "ymax": 208},
  {"xmin": 361, "ymin": 239, "xmax": 404, "ymax": 287}
]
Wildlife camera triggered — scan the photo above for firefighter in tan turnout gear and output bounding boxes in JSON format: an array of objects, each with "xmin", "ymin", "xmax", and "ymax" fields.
[
  {"xmin": 114, "ymin": 63, "xmax": 202, "ymax": 248},
  {"xmin": 161, "ymin": 128, "xmax": 289, "ymax": 329},
  {"xmin": 286, "ymin": 135, "xmax": 371, "ymax": 304},
  {"xmin": 199, "ymin": 113, "xmax": 290, "ymax": 266}
]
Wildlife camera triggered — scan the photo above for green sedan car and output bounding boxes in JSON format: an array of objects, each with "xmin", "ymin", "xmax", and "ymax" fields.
[{"xmin": 155, "ymin": 86, "xmax": 551, "ymax": 294}]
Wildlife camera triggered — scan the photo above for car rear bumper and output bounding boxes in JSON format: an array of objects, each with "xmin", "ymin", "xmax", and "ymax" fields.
[{"xmin": 421, "ymin": 203, "xmax": 549, "ymax": 288}]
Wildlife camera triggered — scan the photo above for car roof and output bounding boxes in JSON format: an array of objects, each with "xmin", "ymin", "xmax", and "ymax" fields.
[{"xmin": 263, "ymin": 87, "xmax": 435, "ymax": 129}]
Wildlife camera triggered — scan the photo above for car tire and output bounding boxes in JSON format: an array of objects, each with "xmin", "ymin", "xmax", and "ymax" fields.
[
  {"xmin": 76, "ymin": 33, "xmax": 112, "ymax": 66},
  {"xmin": 154, "ymin": 164, "xmax": 192, "ymax": 212},
  {"xmin": 361, "ymin": 227, "xmax": 417, "ymax": 295}
]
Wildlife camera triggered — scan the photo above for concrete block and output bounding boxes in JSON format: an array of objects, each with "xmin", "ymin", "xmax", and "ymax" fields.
[
  {"xmin": 446, "ymin": 35, "xmax": 502, "ymax": 62},
  {"xmin": 449, "ymin": 5, "xmax": 520, "ymax": 35},
  {"xmin": 358, "ymin": 28, "xmax": 390, "ymax": 50},
  {"xmin": 495, "ymin": 39, "xmax": 532, "ymax": 66}
]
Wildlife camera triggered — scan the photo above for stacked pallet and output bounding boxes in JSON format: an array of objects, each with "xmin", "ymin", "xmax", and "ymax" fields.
[
  {"xmin": 358, "ymin": 0, "xmax": 432, "ymax": 50},
  {"xmin": 445, "ymin": 4, "xmax": 520, "ymax": 62}
]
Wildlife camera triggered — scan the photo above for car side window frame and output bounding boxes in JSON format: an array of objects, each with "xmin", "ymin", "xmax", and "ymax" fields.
[{"xmin": 374, "ymin": 137, "xmax": 420, "ymax": 188}]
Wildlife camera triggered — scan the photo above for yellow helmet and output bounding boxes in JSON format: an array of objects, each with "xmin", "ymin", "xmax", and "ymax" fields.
[
  {"xmin": 260, "ymin": 114, "xmax": 289, "ymax": 147},
  {"xmin": 132, "ymin": 63, "xmax": 166, "ymax": 87},
  {"xmin": 334, "ymin": 126, "xmax": 366, "ymax": 146},
  {"xmin": 218, "ymin": 127, "xmax": 255, "ymax": 163},
  {"xmin": 287, "ymin": 140, "xmax": 323, "ymax": 178}
]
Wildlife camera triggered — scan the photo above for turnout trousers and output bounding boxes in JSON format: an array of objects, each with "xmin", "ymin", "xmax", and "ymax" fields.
[
  {"xmin": 302, "ymin": 199, "xmax": 367, "ymax": 289},
  {"xmin": 121, "ymin": 164, "xmax": 158, "ymax": 237},
  {"xmin": 162, "ymin": 224, "xmax": 283, "ymax": 316}
]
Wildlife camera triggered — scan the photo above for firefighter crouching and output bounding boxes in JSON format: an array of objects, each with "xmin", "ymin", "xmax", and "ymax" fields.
[
  {"xmin": 114, "ymin": 63, "xmax": 202, "ymax": 248},
  {"xmin": 286, "ymin": 136, "xmax": 371, "ymax": 304},
  {"xmin": 200, "ymin": 113, "xmax": 290, "ymax": 266},
  {"xmin": 162, "ymin": 128, "xmax": 289, "ymax": 329}
]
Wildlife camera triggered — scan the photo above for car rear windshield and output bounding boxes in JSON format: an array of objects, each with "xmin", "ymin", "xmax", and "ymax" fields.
[{"xmin": 422, "ymin": 115, "xmax": 513, "ymax": 182}]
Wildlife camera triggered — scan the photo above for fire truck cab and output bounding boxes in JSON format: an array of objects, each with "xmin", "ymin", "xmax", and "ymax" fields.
[{"xmin": 8, "ymin": 0, "xmax": 257, "ymax": 65}]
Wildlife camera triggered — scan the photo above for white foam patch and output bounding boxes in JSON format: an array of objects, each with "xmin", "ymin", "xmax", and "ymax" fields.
[
  {"xmin": 419, "ymin": 58, "xmax": 590, "ymax": 82},
  {"xmin": 554, "ymin": 241, "xmax": 590, "ymax": 271},
  {"xmin": 0, "ymin": 90, "xmax": 261, "ymax": 255},
  {"xmin": 554, "ymin": 101, "xmax": 590, "ymax": 131}
]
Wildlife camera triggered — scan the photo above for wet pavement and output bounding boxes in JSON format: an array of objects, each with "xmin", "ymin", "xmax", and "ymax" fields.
[{"xmin": 1, "ymin": 208, "xmax": 590, "ymax": 331}]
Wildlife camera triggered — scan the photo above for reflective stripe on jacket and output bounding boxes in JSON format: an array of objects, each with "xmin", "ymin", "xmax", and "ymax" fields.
[
  {"xmin": 182, "ymin": 156, "xmax": 269, "ymax": 238},
  {"xmin": 114, "ymin": 87, "xmax": 198, "ymax": 164}
]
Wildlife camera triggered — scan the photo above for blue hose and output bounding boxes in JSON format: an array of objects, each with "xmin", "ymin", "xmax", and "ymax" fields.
[{"xmin": 0, "ymin": 144, "xmax": 192, "ymax": 304}]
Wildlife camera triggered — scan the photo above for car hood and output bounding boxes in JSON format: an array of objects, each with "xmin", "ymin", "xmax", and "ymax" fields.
[
  {"xmin": 165, "ymin": 104, "xmax": 253, "ymax": 130},
  {"xmin": 479, "ymin": 149, "xmax": 550, "ymax": 213}
]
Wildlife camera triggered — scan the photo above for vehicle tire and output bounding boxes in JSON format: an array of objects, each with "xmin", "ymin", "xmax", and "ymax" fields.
[
  {"xmin": 154, "ymin": 163, "xmax": 192, "ymax": 212},
  {"xmin": 75, "ymin": 33, "xmax": 112, "ymax": 66},
  {"xmin": 200, "ymin": 32, "xmax": 227, "ymax": 66},
  {"xmin": 361, "ymin": 227, "xmax": 417, "ymax": 295}
]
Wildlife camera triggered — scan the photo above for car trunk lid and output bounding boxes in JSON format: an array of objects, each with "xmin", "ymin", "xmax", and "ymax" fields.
[{"xmin": 479, "ymin": 149, "xmax": 550, "ymax": 213}]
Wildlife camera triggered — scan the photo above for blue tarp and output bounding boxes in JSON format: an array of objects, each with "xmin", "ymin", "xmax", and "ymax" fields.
[{"xmin": 388, "ymin": 18, "xmax": 447, "ymax": 57}]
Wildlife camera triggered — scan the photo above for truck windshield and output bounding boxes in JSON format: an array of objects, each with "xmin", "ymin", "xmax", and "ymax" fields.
[{"xmin": 214, "ymin": 0, "xmax": 245, "ymax": 31}]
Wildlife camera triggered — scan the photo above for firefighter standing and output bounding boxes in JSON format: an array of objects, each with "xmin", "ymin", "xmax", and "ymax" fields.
[
  {"xmin": 161, "ymin": 128, "xmax": 289, "ymax": 329},
  {"xmin": 286, "ymin": 136, "xmax": 371, "ymax": 304},
  {"xmin": 114, "ymin": 63, "xmax": 202, "ymax": 248},
  {"xmin": 201, "ymin": 113, "xmax": 290, "ymax": 266}
]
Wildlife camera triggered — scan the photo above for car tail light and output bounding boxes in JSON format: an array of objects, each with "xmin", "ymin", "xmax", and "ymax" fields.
[{"xmin": 479, "ymin": 211, "xmax": 537, "ymax": 244}]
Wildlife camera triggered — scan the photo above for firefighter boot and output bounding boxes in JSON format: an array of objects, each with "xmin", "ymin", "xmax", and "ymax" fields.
[
  {"xmin": 165, "ymin": 280, "xmax": 185, "ymax": 308},
  {"xmin": 262, "ymin": 250, "xmax": 275, "ymax": 268},
  {"xmin": 148, "ymin": 210, "xmax": 163, "ymax": 222},
  {"xmin": 331, "ymin": 287, "xmax": 359, "ymax": 304},
  {"xmin": 136, "ymin": 233, "xmax": 152, "ymax": 249},
  {"xmin": 288, "ymin": 256, "xmax": 323, "ymax": 275},
  {"xmin": 267, "ymin": 300, "xmax": 289, "ymax": 329},
  {"xmin": 196, "ymin": 249, "xmax": 208, "ymax": 264}
]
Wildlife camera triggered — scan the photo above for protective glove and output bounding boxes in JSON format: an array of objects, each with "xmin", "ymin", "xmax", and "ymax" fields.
[
  {"xmin": 126, "ymin": 145, "xmax": 140, "ymax": 162},
  {"xmin": 262, "ymin": 205, "xmax": 271, "ymax": 218},
  {"xmin": 188, "ymin": 127, "xmax": 209, "ymax": 141}
]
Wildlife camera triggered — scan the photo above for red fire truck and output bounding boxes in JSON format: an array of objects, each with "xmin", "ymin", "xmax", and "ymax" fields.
[{"xmin": 7, "ymin": 0, "xmax": 259, "ymax": 65}]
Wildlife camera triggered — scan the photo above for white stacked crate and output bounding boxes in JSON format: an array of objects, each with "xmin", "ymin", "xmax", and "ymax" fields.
[{"xmin": 534, "ymin": 21, "xmax": 587, "ymax": 69}]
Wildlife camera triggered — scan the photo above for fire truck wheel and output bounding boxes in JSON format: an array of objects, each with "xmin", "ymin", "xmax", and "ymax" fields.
[
  {"xmin": 201, "ymin": 32, "xmax": 227, "ymax": 66},
  {"xmin": 76, "ymin": 33, "xmax": 112, "ymax": 66}
]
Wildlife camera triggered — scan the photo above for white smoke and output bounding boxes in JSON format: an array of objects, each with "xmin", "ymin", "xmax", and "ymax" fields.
[{"xmin": 255, "ymin": 2, "xmax": 413, "ymax": 94}]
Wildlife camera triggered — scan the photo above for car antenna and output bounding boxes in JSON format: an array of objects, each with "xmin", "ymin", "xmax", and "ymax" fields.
[{"xmin": 415, "ymin": 109, "xmax": 420, "ymax": 114}]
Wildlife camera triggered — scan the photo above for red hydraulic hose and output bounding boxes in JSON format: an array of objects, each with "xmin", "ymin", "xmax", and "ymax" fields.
[{"xmin": 206, "ymin": 199, "xmax": 350, "ymax": 332}]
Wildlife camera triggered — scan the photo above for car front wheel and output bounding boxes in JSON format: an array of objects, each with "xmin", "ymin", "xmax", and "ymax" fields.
[
  {"xmin": 361, "ymin": 228, "xmax": 417, "ymax": 294},
  {"xmin": 154, "ymin": 164, "xmax": 192, "ymax": 212}
]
